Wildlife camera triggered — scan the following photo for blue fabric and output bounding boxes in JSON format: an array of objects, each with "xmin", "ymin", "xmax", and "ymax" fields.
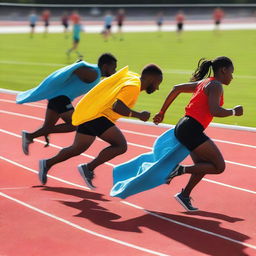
[
  {"xmin": 73, "ymin": 24, "xmax": 82, "ymax": 39},
  {"xmin": 16, "ymin": 61, "xmax": 101, "ymax": 104},
  {"xmin": 110, "ymin": 128, "xmax": 190, "ymax": 199}
]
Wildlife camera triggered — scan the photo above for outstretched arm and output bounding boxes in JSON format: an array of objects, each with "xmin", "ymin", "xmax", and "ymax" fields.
[
  {"xmin": 112, "ymin": 100, "xmax": 150, "ymax": 122},
  {"xmin": 153, "ymin": 82, "xmax": 198, "ymax": 124},
  {"xmin": 207, "ymin": 82, "xmax": 243, "ymax": 117}
]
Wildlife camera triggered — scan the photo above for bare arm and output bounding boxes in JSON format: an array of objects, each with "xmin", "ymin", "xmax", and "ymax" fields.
[
  {"xmin": 153, "ymin": 82, "xmax": 198, "ymax": 124},
  {"xmin": 73, "ymin": 67, "xmax": 98, "ymax": 83},
  {"xmin": 112, "ymin": 99, "xmax": 150, "ymax": 122},
  {"xmin": 207, "ymin": 82, "xmax": 243, "ymax": 117}
]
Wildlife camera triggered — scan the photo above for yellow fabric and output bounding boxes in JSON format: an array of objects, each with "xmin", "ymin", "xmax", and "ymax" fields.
[{"xmin": 72, "ymin": 66, "xmax": 141, "ymax": 126}]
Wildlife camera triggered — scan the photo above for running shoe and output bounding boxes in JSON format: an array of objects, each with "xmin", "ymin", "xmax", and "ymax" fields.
[
  {"xmin": 78, "ymin": 164, "xmax": 96, "ymax": 190},
  {"xmin": 174, "ymin": 189, "xmax": 199, "ymax": 211},
  {"xmin": 166, "ymin": 165, "xmax": 184, "ymax": 184},
  {"xmin": 39, "ymin": 159, "xmax": 49, "ymax": 185},
  {"xmin": 22, "ymin": 130, "xmax": 33, "ymax": 155}
]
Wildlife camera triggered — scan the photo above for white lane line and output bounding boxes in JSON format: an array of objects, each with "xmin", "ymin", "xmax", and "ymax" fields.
[
  {"xmin": 1, "ymin": 108, "xmax": 256, "ymax": 150},
  {"xmin": 0, "ymin": 99, "xmax": 46, "ymax": 109},
  {"xmin": 0, "ymin": 186, "xmax": 31, "ymax": 190},
  {"xmin": 121, "ymin": 201, "xmax": 256, "ymax": 250},
  {"xmin": 0, "ymin": 191, "xmax": 169, "ymax": 256},
  {"xmin": 1, "ymin": 126, "xmax": 255, "ymax": 171},
  {"xmin": 203, "ymin": 178, "xmax": 256, "ymax": 194},
  {"xmin": 0, "ymin": 129, "xmax": 115, "ymax": 167},
  {"xmin": 1, "ymin": 156, "xmax": 256, "ymax": 251},
  {"xmin": 0, "ymin": 156, "xmax": 91, "ymax": 190},
  {"xmin": 1, "ymin": 132, "xmax": 256, "ymax": 195}
]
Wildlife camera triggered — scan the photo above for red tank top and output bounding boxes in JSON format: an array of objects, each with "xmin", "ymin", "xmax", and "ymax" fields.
[{"xmin": 185, "ymin": 77, "xmax": 224, "ymax": 129}]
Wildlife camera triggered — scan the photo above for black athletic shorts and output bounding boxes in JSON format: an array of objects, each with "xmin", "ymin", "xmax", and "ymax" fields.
[
  {"xmin": 47, "ymin": 95, "xmax": 74, "ymax": 114},
  {"xmin": 174, "ymin": 115, "xmax": 209, "ymax": 151},
  {"xmin": 77, "ymin": 116, "xmax": 115, "ymax": 137},
  {"xmin": 177, "ymin": 23, "xmax": 183, "ymax": 31}
]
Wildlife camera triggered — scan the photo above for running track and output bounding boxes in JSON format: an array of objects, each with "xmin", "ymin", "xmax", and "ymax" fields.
[{"xmin": 1, "ymin": 92, "xmax": 256, "ymax": 256}]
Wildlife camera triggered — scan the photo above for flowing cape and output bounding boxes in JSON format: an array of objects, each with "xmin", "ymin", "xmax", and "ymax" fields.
[
  {"xmin": 16, "ymin": 61, "xmax": 100, "ymax": 104},
  {"xmin": 110, "ymin": 128, "xmax": 190, "ymax": 199},
  {"xmin": 72, "ymin": 66, "xmax": 140, "ymax": 126}
]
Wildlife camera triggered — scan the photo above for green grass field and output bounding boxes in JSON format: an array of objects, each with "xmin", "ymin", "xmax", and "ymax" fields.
[{"xmin": 0, "ymin": 30, "xmax": 255, "ymax": 127}]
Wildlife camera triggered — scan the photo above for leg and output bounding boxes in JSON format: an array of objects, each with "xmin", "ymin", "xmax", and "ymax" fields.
[
  {"xmin": 45, "ymin": 132, "xmax": 95, "ymax": 170},
  {"xmin": 181, "ymin": 153, "xmax": 205, "ymax": 198},
  {"xmin": 87, "ymin": 126, "xmax": 127, "ymax": 171},
  {"xmin": 184, "ymin": 139, "xmax": 225, "ymax": 176},
  {"xmin": 50, "ymin": 110, "xmax": 76, "ymax": 134},
  {"xmin": 29, "ymin": 108, "xmax": 60, "ymax": 140},
  {"xmin": 174, "ymin": 139, "xmax": 225, "ymax": 211},
  {"xmin": 180, "ymin": 139, "xmax": 225, "ymax": 197},
  {"xmin": 22, "ymin": 108, "xmax": 60, "ymax": 154},
  {"xmin": 39, "ymin": 132, "xmax": 95, "ymax": 185}
]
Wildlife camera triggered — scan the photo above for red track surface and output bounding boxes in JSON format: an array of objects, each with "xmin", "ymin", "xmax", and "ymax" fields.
[{"xmin": 1, "ymin": 92, "xmax": 256, "ymax": 256}]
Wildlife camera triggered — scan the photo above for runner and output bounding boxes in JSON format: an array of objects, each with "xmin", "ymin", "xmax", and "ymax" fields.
[
  {"xmin": 17, "ymin": 53, "xmax": 117, "ymax": 155},
  {"xmin": 153, "ymin": 56, "xmax": 243, "ymax": 211},
  {"xmin": 38, "ymin": 64, "xmax": 163, "ymax": 188}
]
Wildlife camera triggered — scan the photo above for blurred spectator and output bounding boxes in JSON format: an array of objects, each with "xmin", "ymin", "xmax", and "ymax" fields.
[
  {"xmin": 176, "ymin": 10, "xmax": 185, "ymax": 38},
  {"xmin": 61, "ymin": 11, "xmax": 69, "ymax": 36},
  {"xmin": 102, "ymin": 11, "xmax": 114, "ymax": 42},
  {"xmin": 116, "ymin": 8, "xmax": 125, "ymax": 40},
  {"xmin": 67, "ymin": 11, "xmax": 83, "ymax": 59},
  {"xmin": 213, "ymin": 7, "xmax": 224, "ymax": 30},
  {"xmin": 41, "ymin": 9, "xmax": 51, "ymax": 35},
  {"xmin": 156, "ymin": 11, "xmax": 164, "ymax": 34},
  {"xmin": 70, "ymin": 10, "xmax": 81, "ymax": 25},
  {"xmin": 28, "ymin": 9, "xmax": 38, "ymax": 38}
]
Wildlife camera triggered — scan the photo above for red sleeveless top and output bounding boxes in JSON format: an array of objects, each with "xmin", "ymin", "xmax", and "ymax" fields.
[{"xmin": 185, "ymin": 77, "xmax": 224, "ymax": 129}]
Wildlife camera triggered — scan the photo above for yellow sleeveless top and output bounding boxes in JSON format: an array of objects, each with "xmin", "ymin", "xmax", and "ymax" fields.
[{"xmin": 72, "ymin": 66, "xmax": 141, "ymax": 125}]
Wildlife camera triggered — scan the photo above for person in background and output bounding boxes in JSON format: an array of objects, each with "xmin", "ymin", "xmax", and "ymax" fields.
[
  {"xmin": 213, "ymin": 7, "xmax": 224, "ymax": 30},
  {"xmin": 153, "ymin": 56, "xmax": 243, "ymax": 211},
  {"xmin": 28, "ymin": 9, "xmax": 38, "ymax": 38},
  {"xmin": 156, "ymin": 11, "xmax": 164, "ymax": 35},
  {"xmin": 102, "ymin": 11, "xmax": 114, "ymax": 42},
  {"xmin": 175, "ymin": 10, "xmax": 185, "ymax": 39},
  {"xmin": 67, "ymin": 11, "xmax": 83, "ymax": 58},
  {"xmin": 38, "ymin": 64, "xmax": 163, "ymax": 188},
  {"xmin": 41, "ymin": 9, "xmax": 51, "ymax": 35},
  {"xmin": 61, "ymin": 11, "xmax": 69, "ymax": 37},
  {"xmin": 116, "ymin": 8, "xmax": 125, "ymax": 40}
]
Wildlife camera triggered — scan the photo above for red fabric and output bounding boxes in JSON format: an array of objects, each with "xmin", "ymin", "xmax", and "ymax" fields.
[
  {"xmin": 185, "ymin": 77, "xmax": 224, "ymax": 129},
  {"xmin": 213, "ymin": 9, "xmax": 224, "ymax": 21},
  {"xmin": 176, "ymin": 14, "xmax": 184, "ymax": 23},
  {"xmin": 70, "ymin": 13, "xmax": 80, "ymax": 24}
]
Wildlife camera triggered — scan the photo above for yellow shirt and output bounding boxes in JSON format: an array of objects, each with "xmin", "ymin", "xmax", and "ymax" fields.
[{"xmin": 72, "ymin": 66, "xmax": 141, "ymax": 126}]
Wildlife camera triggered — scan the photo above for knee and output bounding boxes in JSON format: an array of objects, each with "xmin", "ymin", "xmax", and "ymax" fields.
[
  {"xmin": 215, "ymin": 161, "xmax": 226, "ymax": 174},
  {"xmin": 117, "ymin": 142, "xmax": 128, "ymax": 155}
]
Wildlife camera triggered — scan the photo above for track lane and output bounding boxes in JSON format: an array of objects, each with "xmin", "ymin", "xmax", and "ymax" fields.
[
  {"xmin": 1, "ymin": 92, "xmax": 256, "ymax": 256},
  {"xmin": 1, "ymin": 159, "xmax": 256, "ymax": 256}
]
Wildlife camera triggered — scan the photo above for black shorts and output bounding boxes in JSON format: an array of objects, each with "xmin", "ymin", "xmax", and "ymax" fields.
[
  {"xmin": 105, "ymin": 25, "xmax": 111, "ymax": 30},
  {"xmin": 77, "ymin": 116, "xmax": 114, "ymax": 137},
  {"xmin": 215, "ymin": 20, "xmax": 221, "ymax": 25},
  {"xmin": 47, "ymin": 96, "xmax": 74, "ymax": 114},
  {"xmin": 174, "ymin": 116, "xmax": 209, "ymax": 151},
  {"xmin": 177, "ymin": 23, "xmax": 183, "ymax": 31}
]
